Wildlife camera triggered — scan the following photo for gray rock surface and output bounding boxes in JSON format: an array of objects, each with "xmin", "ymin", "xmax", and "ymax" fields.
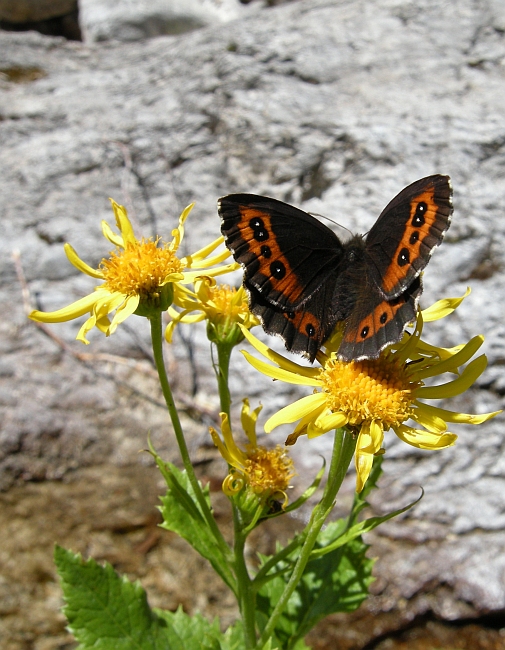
[
  {"xmin": 1, "ymin": 0, "xmax": 505, "ymax": 643},
  {"xmin": 79, "ymin": 0, "xmax": 257, "ymax": 43}
]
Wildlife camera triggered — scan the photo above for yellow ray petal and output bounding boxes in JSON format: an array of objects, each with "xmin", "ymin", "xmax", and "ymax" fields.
[
  {"xmin": 108, "ymin": 294, "xmax": 140, "ymax": 334},
  {"xmin": 95, "ymin": 314, "xmax": 111, "ymax": 334},
  {"xmin": 109, "ymin": 199, "xmax": 136, "ymax": 246},
  {"xmin": 94, "ymin": 291, "xmax": 126, "ymax": 319},
  {"xmin": 169, "ymin": 203, "xmax": 194, "ymax": 252},
  {"xmin": 64, "ymin": 243, "xmax": 104, "ymax": 279},
  {"xmin": 101, "ymin": 219, "xmax": 124, "ymax": 247},
  {"xmin": 242, "ymin": 351, "xmax": 321, "ymax": 387},
  {"xmin": 412, "ymin": 339, "xmax": 466, "ymax": 363},
  {"xmin": 411, "ymin": 336, "xmax": 484, "ymax": 380},
  {"xmin": 414, "ymin": 401, "xmax": 501, "ymax": 425},
  {"xmin": 416, "ymin": 355, "xmax": 488, "ymax": 399},
  {"xmin": 181, "ymin": 263, "xmax": 238, "ymax": 283},
  {"xmin": 29, "ymin": 289, "xmax": 111, "ymax": 323},
  {"xmin": 181, "ymin": 242, "xmax": 230, "ymax": 268},
  {"xmin": 421, "ymin": 288, "xmax": 471, "ymax": 322},
  {"xmin": 240, "ymin": 326, "xmax": 320, "ymax": 380},
  {"xmin": 355, "ymin": 421, "xmax": 383, "ymax": 492},
  {"xmin": 241, "ymin": 399, "xmax": 262, "ymax": 447},
  {"xmin": 307, "ymin": 412, "xmax": 348, "ymax": 438},
  {"xmin": 395, "ymin": 312, "xmax": 423, "ymax": 364},
  {"xmin": 395, "ymin": 424, "xmax": 457, "ymax": 449},
  {"xmin": 76, "ymin": 315, "xmax": 97, "ymax": 344},
  {"xmin": 209, "ymin": 427, "xmax": 235, "ymax": 466},
  {"xmin": 265, "ymin": 393, "xmax": 327, "ymax": 432},
  {"xmin": 184, "ymin": 235, "xmax": 225, "ymax": 262},
  {"xmin": 411, "ymin": 407, "xmax": 448, "ymax": 433}
]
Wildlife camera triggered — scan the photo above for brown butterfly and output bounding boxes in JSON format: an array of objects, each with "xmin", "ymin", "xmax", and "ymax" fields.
[{"xmin": 218, "ymin": 175, "xmax": 453, "ymax": 362}]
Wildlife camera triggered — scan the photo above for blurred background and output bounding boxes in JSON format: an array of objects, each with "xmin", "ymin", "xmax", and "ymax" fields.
[{"xmin": 1, "ymin": 0, "xmax": 505, "ymax": 648}]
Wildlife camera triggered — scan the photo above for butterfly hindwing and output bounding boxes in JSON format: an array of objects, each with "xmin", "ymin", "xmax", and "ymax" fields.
[
  {"xmin": 338, "ymin": 276, "xmax": 422, "ymax": 361},
  {"xmin": 246, "ymin": 277, "xmax": 339, "ymax": 361},
  {"xmin": 219, "ymin": 194, "xmax": 345, "ymax": 311},
  {"xmin": 365, "ymin": 175, "xmax": 453, "ymax": 299}
]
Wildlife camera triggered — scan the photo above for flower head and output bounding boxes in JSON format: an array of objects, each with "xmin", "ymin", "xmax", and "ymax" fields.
[
  {"xmin": 210, "ymin": 400, "xmax": 295, "ymax": 511},
  {"xmin": 240, "ymin": 291, "xmax": 500, "ymax": 492},
  {"xmin": 166, "ymin": 276, "xmax": 258, "ymax": 346},
  {"xmin": 29, "ymin": 200, "xmax": 236, "ymax": 343}
]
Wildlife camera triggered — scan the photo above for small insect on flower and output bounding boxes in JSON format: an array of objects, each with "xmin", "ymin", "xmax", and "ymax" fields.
[
  {"xmin": 240, "ymin": 291, "xmax": 500, "ymax": 492},
  {"xmin": 29, "ymin": 200, "xmax": 236, "ymax": 343}
]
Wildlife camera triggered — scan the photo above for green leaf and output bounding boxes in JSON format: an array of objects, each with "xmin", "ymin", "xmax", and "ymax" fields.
[
  {"xmin": 310, "ymin": 488, "xmax": 423, "ymax": 559},
  {"xmin": 55, "ymin": 545, "xmax": 163, "ymax": 649},
  {"xmin": 153, "ymin": 453, "xmax": 235, "ymax": 592},
  {"xmin": 55, "ymin": 546, "xmax": 231, "ymax": 650},
  {"xmin": 256, "ymin": 527, "xmax": 374, "ymax": 649},
  {"xmin": 154, "ymin": 608, "xmax": 224, "ymax": 650},
  {"xmin": 219, "ymin": 621, "xmax": 245, "ymax": 650}
]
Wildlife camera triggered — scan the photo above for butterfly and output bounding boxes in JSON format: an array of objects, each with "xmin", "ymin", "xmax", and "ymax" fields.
[{"xmin": 218, "ymin": 175, "xmax": 453, "ymax": 363}]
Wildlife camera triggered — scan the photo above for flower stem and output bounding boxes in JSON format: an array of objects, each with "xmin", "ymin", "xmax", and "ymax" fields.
[
  {"xmin": 214, "ymin": 338, "xmax": 257, "ymax": 644},
  {"xmin": 214, "ymin": 341, "xmax": 233, "ymax": 419},
  {"xmin": 233, "ymin": 509, "xmax": 258, "ymax": 649},
  {"xmin": 257, "ymin": 428, "xmax": 356, "ymax": 648},
  {"xmin": 149, "ymin": 313, "xmax": 229, "ymax": 556}
]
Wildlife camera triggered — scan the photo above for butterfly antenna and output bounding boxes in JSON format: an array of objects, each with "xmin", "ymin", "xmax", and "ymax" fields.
[{"xmin": 309, "ymin": 212, "xmax": 354, "ymax": 236}]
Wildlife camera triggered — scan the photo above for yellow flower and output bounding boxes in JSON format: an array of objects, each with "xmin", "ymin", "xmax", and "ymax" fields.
[
  {"xmin": 29, "ymin": 200, "xmax": 236, "ymax": 343},
  {"xmin": 240, "ymin": 291, "xmax": 500, "ymax": 492},
  {"xmin": 210, "ymin": 400, "xmax": 295, "ymax": 508},
  {"xmin": 166, "ymin": 276, "xmax": 258, "ymax": 345}
]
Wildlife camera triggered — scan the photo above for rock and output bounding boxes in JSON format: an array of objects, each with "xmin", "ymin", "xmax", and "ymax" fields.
[
  {"xmin": 0, "ymin": 0, "xmax": 505, "ymax": 646},
  {"xmin": 78, "ymin": 0, "xmax": 258, "ymax": 42}
]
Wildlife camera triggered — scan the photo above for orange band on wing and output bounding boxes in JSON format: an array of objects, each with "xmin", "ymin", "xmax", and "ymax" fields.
[
  {"xmin": 381, "ymin": 188, "xmax": 438, "ymax": 294},
  {"xmin": 344, "ymin": 295, "xmax": 408, "ymax": 345},
  {"xmin": 237, "ymin": 206, "xmax": 306, "ymax": 304}
]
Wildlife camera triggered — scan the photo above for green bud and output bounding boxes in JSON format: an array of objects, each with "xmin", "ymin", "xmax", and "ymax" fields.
[
  {"xmin": 135, "ymin": 282, "xmax": 174, "ymax": 317},
  {"xmin": 206, "ymin": 320, "xmax": 245, "ymax": 347}
]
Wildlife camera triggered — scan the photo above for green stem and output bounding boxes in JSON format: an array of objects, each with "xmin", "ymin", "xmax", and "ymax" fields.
[
  {"xmin": 214, "ymin": 339, "xmax": 257, "ymax": 644},
  {"xmin": 233, "ymin": 509, "xmax": 257, "ymax": 649},
  {"xmin": 257, "ymin": 428, "xmax": 356, "ymax": 648},
  {"xmin": 214, "ymin": 341, "xmax": 233, "ymax": 419},
  {"xmin": 149, "ymin": 313, "xmax": 229, "ymax": 557},
  {"xmin": 252, "ymin": 534, "xmax": 303, "ymax": 590}
]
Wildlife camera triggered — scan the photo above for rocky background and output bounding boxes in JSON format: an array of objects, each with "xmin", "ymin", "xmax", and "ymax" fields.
[{"xmin": 1, "ymin": 0, "xmax": 505, "ymax": 648}]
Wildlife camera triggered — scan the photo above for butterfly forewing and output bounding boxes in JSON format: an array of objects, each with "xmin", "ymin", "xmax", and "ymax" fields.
[
  {"xmin": 219, "ymin": 194, "xmax": 345, "ymax": 311},
  {"xmin": 365, "ymin": 175, "xmax": 453, "ymax": 299}
]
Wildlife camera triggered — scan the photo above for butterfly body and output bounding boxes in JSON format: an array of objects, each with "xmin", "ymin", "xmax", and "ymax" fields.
[{"xmin": 218, "ymin": 175, "xmax": 453, "ymax": 362}]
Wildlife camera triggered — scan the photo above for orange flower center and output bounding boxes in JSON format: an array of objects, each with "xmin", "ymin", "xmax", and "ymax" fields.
[
  {"xmin": 244, "ymin": 445, "xmax": 294, "ymax": 494},
  {"xmin": 319, "ymin": 356, "xmax": 416, "ymax": 428},
  {"xmin": 205, "ymin": 284, "xmax": 251, "ymax": 321},
  {"xmin": 100, "ymin": 239, "xmax": 182, "ymax": 298}
]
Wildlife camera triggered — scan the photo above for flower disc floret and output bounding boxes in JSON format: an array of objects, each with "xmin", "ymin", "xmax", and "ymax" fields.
[
  {"xmin": 244, "ymin": 445, "xmax": 294, "ymax": 495},
  {"xmin": 101, "ymin": 239, "xmax": 183, "ymax": 299},
  {"xmin": 320, "ymin": 357, "xmax": 416, "ymax": 429}
]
